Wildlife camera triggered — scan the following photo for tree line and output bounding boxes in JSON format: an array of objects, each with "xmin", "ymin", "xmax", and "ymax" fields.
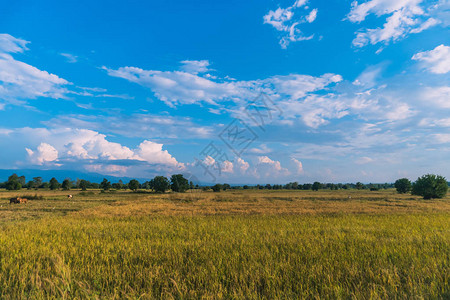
[{"xmin": 1, "ymin": 173, "xmax": 448, "ymax": 199}]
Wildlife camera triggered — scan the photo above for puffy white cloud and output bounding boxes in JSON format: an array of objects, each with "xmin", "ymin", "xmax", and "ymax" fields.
[
  {"xmin": 290, "ymin": 158, "xmax": 304, "ymax": 174},
  {"xmin": 222, "ymin": 160, "xmax": 234, "ymax": 173},
  {"xmin": 263, "ymin": 0, "xmax": 318, "ymax": 48},
  {"xmin": 136, "ymin": 140, "xmax": 182, "ymax": 167},
  {"xmin": 10, "ymin": 127, "xmax": 182, "ymax": 176},
  {"xmin": 256, "ymin": 156, "xmax": 290, "ymax": 177},
  {"xmin": 180, "ymin": 60, "xmax": 211, "ymax": 74},
  {"xmin": 412, "ymin": 45, "xmax": 450, "ymax": 74},
  {"xmin": 26, "ymin": 143, "xmax": 59, "ymax": 165},
  {"xmin": 235, "ymin": 157, "xmax": 250, "ymax": 173},
  {"xmin": 348, "ymin": 0, "xmax": 440, "ymax": 49}
]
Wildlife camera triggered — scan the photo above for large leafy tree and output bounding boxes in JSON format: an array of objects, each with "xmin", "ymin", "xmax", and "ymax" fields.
[
  {"xmin": 100, "ymin": 178, "xmax": 111, "ymax": 191},
  {"xmin": 79, "ymin": 180, "xmax": 89, "ymax": 191},
  {"xmin": 412, "ymin": 174, "xmax": 448, "ymax": 199},
  {"xmin": 49, "ymin": 177, "xmax": 60, "ymax": 190},
  {"xmin": 62, "ymin": 179, "xmax": 72, "ymax": 191},
  {"xmin": 128, "ymin": 179, "xmax": 140, "ymax": 191},
  {"xmin": 394, "ymin": 178, "xmax": 412, "ymax": 194},
  {"xmin": 312, "ymin": 182, "xmax": 322, "ymax": 191},
  {"xmin": 6, "ymin": 173, "xmax": 22, "ymax": 190},
  {"xmin": 153, "ymin": 176, "xmax": 170, "ymax": 193},
  {"xmin": 170, "ymin": 174, "xmax": 189, "ymax": 193}
]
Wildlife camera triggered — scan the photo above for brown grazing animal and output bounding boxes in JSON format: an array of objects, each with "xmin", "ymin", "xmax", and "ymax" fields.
[{"xmin": 10, "ymin": 197, "xmax": 28, "ymax": 204}]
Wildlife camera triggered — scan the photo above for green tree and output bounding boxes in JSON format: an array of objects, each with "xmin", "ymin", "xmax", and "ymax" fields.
[
  {"xmin": 153, "ymin": 176, "xmax": 170, "ymax": 193},
  {"xmin": 32, "ymin": 177, "xmax": 42, "ymax": 189},
  {"xmin": 61, "ymin": 179, "xmax": 72, "ymax": 191},
  {"xmin": 79, "ymin": 180, "xmax": 88, "ymax": 191},
  {"xmin": 49, "ymin": 177, "xmax": 60, "ymax": 190},
  {"xmin": 128, "ymin": 179, "xmax": 140, "ymax": 191},
  {"xmin": 394, "ymin": 178, "xmax": 412, "ymax": 194},
  {"xmin": 212, "ymin": 184, "xmax": 222, "ymax": 192},
  {"xmin": 6, "ymin": 173, "xmax": 22, "ymax": 190},
  {"xmin": 412, "ymin": 174, "xmax": 448, "ymax": 199},
  {"xmin": 355, "ymin": 182, "xmax": 364, "ymax": 190},
  {"xmin": 312, "ymin": 182, "xmax": 322, "ymax": 191},
  {"xmin": 100, "ymin": 178, "xmax": 111, "ymax": 191},
  {"xmin": 170, "ymin": 174, "xmax": 189, "ymax": 192}
]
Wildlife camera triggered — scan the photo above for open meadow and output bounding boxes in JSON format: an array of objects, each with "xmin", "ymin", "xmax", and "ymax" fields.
[{"xmin": 0, "ymin": 188, "xmax": 449, "ymax": 299}]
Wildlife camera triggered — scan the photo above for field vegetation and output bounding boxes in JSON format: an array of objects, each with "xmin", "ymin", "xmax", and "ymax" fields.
[{"xmin": 0, "ymin": 188, "xmax": 448, "ymax": 298}]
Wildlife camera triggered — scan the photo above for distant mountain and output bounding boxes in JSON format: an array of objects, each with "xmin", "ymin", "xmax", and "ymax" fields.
[{"xmin": 0, "ymin": 169, "xmax": 149, "ymax": 183}]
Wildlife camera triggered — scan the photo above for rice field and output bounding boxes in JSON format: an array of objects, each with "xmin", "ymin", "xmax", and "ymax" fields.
[{"xmin": 0, "ymin": 189, "xmax": 448, "ymax": 298}]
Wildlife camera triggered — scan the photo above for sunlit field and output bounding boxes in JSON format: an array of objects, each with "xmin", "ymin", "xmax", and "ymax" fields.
[{"xmin": 0, "ymin": 189, "xmax": 449, "ymax": 298}]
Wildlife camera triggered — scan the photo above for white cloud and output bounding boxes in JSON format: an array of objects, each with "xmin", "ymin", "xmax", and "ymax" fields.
[
  {"xmin": 263, "ymin": 0, "xmax": 318, "ymax": 48},
  {"xmin": 0, "ymin": 34, "xmax": 29, "ymax": 53},
  {"xmin": 222, "ymin": 160, "xmax": 234, "ymax": 173},
  {"xmin": 60, "ymin": 53, "xmax": 78, "ymax": 63},
  {"xmin": 256, "ymin": 156, "xmax": 290, "ymax": 177},
  {"xmin": 355, "ymin": 156, "xmax": 373, "ymax": 164},
  {"xmin": 0, "ymin": 34, "xmax": 69, "ymax": 106},
  {"xmin": 104, "ymin": 65, "xmax": 342, "ymax": 108},
  {"xmin": 180, "ymin": 60, "xmax": 210, "ymax": 74},
  {"xmin": 248, "ymin": 144, "xmax": 272, "ymax": 154},
  {"xmin": 235, "ymin": 157, "xmax": 250, "ymax": 173},
  {"xmin": 136, "ymin": 140, "xmax": 182, "ymax": 167},
  {"xmin": 420, "ymin": 86, "xmax": 450, "ymax": 108},
  {"xmin": 434, "ymin": 133, "xmax": 450, "ymax": 143},
  {"xmin": 348, "ymin": 0, "xmax": 441, "ymax": 48},
  {"xmin": 26, "ymin": 143, "xmax": 59, "ymax": 165},
  {"xmin": 290, "ymin": 158, "xmax": 304, "ymax": 174},
  {"xmin": 412, "ymin": 44, "xmax": 450, "ymax": 74},
  {"xmin": 14, "ymin": 128, "xmax": 183, "ymax": 175},
  {"xmin": 306, "ymin": 9, "xmax": 318, "ymax": 23}
]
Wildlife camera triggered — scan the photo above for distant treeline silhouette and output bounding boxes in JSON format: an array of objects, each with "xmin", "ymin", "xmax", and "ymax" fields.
[{"xmin": 1, "ymin": 173, "xmax": 448, "ymax": 199}]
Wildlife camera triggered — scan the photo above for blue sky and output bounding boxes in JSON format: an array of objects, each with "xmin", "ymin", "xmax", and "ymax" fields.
[{"xmin": 0, "ymin": 0, "xmax": 449, "ymax": 184}]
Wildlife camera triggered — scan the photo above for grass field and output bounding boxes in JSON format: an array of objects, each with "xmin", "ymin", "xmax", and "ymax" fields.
[{"xmin": 0, "ymin": 189, "xmax": 449, "ymax": 298}]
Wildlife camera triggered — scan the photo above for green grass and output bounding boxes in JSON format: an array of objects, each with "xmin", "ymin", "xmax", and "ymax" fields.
[{"xmin": 0, "ymin": 189, "xmax": 448, "ymax": 298}]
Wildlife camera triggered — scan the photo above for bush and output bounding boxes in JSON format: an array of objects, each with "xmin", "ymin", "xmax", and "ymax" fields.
[
  {"xmin": 394, "ymin": 178, "xmax": 412, "ymax": 194},
  {"xmin": 412, "ymin": 174, "xmax": 448, "ymax": 199}
]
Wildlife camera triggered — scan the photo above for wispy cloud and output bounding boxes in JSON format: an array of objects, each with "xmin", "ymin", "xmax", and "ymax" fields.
[
  {"xmin": 347, "ymin": 0, "xmax": 442, "ymax": 50},
  {"xmin": 60, "ymin": 52, "xmax": 78, "ymax": 63},
  {"xmin": 263, "ymin": 0, "xmax": 318, "ymax": 48},
  {"xmin": 0, "ymin": 34, "xmax": 69, "ymax": 106}
]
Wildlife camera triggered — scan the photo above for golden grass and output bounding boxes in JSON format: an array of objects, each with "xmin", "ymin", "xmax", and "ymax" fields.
[{"xmin": 0, "ymin": 188, "xmax": 448, "ymax": 298}]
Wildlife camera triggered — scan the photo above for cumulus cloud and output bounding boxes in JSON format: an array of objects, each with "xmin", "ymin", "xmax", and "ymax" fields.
[
  {"xmin": 290, "ymin": 158, "xmax": 304, "ymax": 174},
  {"xmin": 412, "ymin": 44, "xmax": 450, "ymax": 74},
  {"xmin": 347, "ymin": 0, "xmax": 441, "ymax": 49},
  {"xmin": 235, "ymin": 157, "xmax": 250, "ymax": 173},
  {"xmin": 15, "ymin": 128, "xmax": 183, "ymax": 175},
  {"xmin": 26, "ymin": 143, "xmax": 59, "ymax": 165},
  {"xmin": 256, "ymin": 156, "xmax": 290, "ymax": 177},
  {"xmin": 263, "ymin": 0, "xmax": 318, "ymax": 48}
]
